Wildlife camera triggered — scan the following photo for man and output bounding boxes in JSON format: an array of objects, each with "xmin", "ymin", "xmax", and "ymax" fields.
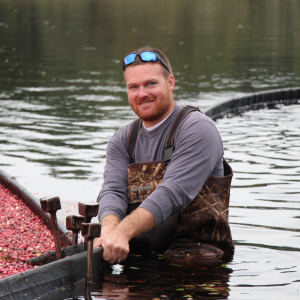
[{"xmin": 94, "ymin": 47, "xmax": 234, "ymax": 263}]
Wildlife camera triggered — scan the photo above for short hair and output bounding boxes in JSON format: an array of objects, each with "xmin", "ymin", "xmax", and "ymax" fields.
[{"xmin": 124, "ymin": 46, "xmax": 172, "ymax": 78}]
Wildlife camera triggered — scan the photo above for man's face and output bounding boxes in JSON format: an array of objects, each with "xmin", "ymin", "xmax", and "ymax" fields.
[{"xmin": 124, "ymin": 63, "xmax": 175, "ymax": 127}]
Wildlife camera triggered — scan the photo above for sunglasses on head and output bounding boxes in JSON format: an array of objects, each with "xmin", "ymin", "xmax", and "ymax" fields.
[{"xmin": 123, "ymin": 51, "xmax": 171, "ymax": 73}]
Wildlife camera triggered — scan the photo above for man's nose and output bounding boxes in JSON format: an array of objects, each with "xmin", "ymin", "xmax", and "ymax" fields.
[{"xmin": 137, "ymin": 86, "xmax": 149, "ymax": 98}]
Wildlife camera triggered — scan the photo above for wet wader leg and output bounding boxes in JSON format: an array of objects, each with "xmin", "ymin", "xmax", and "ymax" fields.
[{"xmin": 164, "ymin": 241, "xmax": 224, "ymax": 261}]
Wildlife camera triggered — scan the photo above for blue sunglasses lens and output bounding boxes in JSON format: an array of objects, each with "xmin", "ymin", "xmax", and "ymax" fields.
[
  {"xmin": 124, "ymin": 53, "xmax": 137, "ymax": 65},
  {"xmin": 123, "ymin": 51, "xmax": 170, "ymax": 72},
  {"xmin": 140, "ymin": 51, "xmax": 157, "ymax": 62}
]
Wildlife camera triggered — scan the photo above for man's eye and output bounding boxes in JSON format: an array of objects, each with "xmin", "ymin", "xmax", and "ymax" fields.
[
  {"xmin": 148, "ymin": 82, "xmax": 156, "ymax": 86},
  {"xmin": 129, "ymin": 85, "xmax": 137, "ymax": 89}
]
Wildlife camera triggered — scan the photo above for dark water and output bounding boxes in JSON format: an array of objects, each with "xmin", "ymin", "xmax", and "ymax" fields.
[{"xmin": 0, "ymin": 0, "xmax": 300, "ymax": 299}]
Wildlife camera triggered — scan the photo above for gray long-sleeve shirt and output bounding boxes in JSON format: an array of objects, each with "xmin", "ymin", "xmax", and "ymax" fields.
[{"xmin": 97, "ymin": 103, "xmax": 224, "ymax": 226}]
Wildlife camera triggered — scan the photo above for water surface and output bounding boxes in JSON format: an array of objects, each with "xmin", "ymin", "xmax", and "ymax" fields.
[{"xmin": 0, "ymin": 0, "xmax": 300, "ymax": 298}]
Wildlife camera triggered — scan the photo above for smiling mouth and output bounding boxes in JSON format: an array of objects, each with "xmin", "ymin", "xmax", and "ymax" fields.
[{"xmin": 139, "ymin": 99, "xmax": 155, "ymax": 106}]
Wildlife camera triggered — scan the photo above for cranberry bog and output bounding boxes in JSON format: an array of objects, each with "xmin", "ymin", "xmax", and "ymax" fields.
[
  {"xmin": 0, "ymin": 169, "xmax": 104, "ymax": 300},
  {"xmin": 0, "ymin": 183, "xmax": 55, "ymax": 278}
]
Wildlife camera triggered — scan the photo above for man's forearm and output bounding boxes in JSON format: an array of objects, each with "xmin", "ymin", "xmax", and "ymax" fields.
[
  {"xmin": 101, "ymin": 214, "xmax": 120, "ymax": 232},
  {"xmin": 114, "ymin": 207, "xmax": 155, "ymax": 240},
  {"xmin": 93, "ymin": 214, "xmax": 120, "ymax": 248},
  {"xmin": 94, "ymin": 208, "xmax": 155, "ymax": 263}
]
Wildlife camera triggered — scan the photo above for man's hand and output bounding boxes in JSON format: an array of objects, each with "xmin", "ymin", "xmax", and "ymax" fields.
[
  {"xmin": 94, "ymin": 208, "xmax": 155, "ymax": 264},
  {"xmin": 100, "ymin": 225, "xmax": 130, "ymax": 263}
]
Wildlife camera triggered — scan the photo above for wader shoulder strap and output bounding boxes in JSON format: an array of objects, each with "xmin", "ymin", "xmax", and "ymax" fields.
[
  {"xmin": 126, "ymin": 106, "xmax": 201, "ymax": 165},
  {"xmin": 126, "ymin": 119, "xmax": 142, "ymax": 163},
  {"xmin": 163, "ymin": 106, "xmax": 201, "ymax": 165}
]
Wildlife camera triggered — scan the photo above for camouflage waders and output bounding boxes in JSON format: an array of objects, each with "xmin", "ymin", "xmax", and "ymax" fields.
[{"xmin": 126, "ymin": 106, "xmax": 234, "ymax": 258}]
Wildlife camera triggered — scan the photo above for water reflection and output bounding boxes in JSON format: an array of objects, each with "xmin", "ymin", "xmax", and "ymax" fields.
[
  {"xmin": 1, "ymin": 0, "xmax": 300, "ymax": 95},
  {"xmin": 92, "ymin": 254, "xmax": 233, "ymax": 300},
  {"xmin": 1, "ymin": 0, "xmax": 300, "ymax": 298}
]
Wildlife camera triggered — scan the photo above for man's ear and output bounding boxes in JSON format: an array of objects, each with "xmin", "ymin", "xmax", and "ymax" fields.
[{"xmin": 168, "ymin": 75, "xmax": 175, "ymax": 92}]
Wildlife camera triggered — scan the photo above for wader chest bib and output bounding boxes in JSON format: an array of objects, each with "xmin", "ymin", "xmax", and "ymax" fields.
[{"xmin": 126, "ymin": 106, "xmax": 234, "ymax": 254}]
